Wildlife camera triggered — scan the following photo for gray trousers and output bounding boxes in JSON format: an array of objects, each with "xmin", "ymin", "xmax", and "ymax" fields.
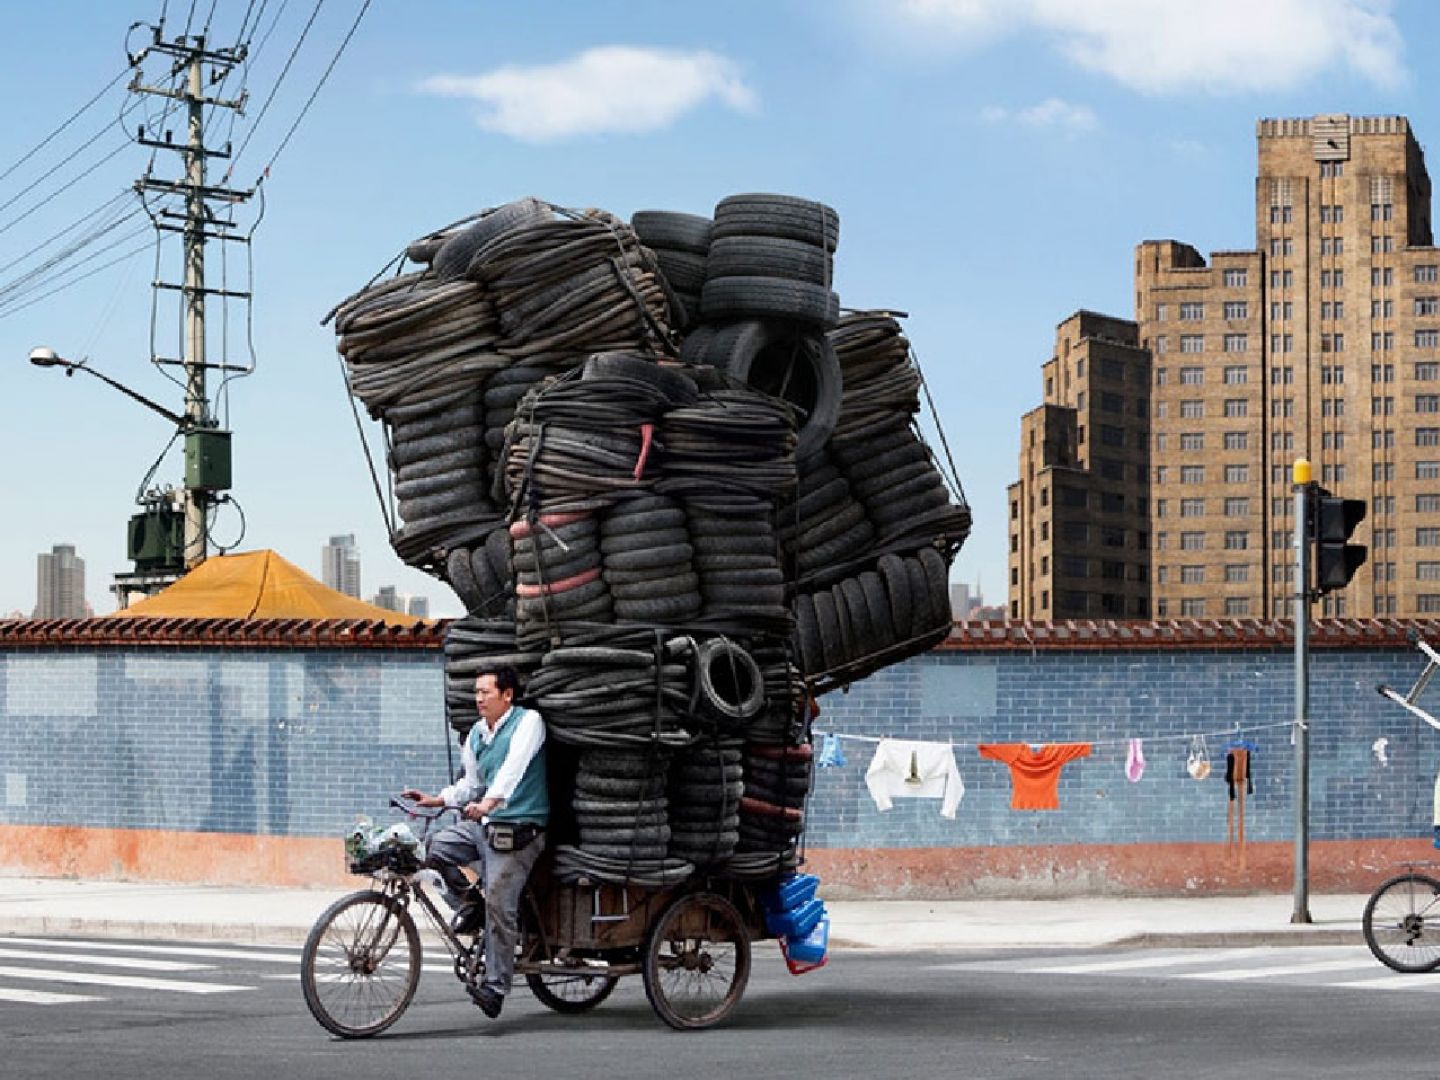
[{"xmin": 425, "ymin": 819, "xmax": 545, "ymax": 995}]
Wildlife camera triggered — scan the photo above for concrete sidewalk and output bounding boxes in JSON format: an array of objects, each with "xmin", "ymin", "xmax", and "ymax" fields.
[{"xmin": 0, "ymin": 875, "xmax": 1371, "ymax": 950}]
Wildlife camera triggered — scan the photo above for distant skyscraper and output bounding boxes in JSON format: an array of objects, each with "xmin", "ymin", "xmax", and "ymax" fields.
[
  {"xmin": 322, "ymin": 534, "xmax": 361, "ymax": 598},
  {"xmin": 406, "ymin": 595, "xmax": 429, "ymax": 618},
  {"xmin": 35, "ymin": 544, "xmax": 86, "ymax": 619},
  {"xmin": 371, "ymin": 585, "xmax": 401, "ymax": 612}
]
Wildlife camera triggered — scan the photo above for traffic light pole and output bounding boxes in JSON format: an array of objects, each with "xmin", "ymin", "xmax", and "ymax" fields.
[{"xmin": 1291, "ymin": 462, "xmax": 1312, "ymax": 924}]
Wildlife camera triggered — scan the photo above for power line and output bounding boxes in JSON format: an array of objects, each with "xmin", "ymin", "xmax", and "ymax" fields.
[
  {"xmin": 0, "ymin": 69, "xmax": 130, "ymax": 187},
  {"xmin": 0, "ymin": 189, "xmax": 132, "ymax": 278},
  {"xmin": 257, "ymin": 0, "xmax": 372, "ymax": 181},
  {"xmin": 229, "ymin": 0, "xmax": 325, "ymax": 173},
  {"xmin": 0, "ymin": 218, "xmax": 154, "ymax": 312},
  {"xmin": 0, "ymin": 98, "xmax": 141, "ymax": 217},
  {"xmin": 0, "ymin": 237, "xmax": 153, "ymax": 321},
  {"xmin": 0, "ymin": 139, "xmax": 135, "ymax": 239}
]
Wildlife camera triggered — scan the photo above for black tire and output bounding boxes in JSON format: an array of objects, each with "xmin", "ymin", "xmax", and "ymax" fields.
[
  {"xmin": 631, "ymin": 211, "xmax": 713, "ymax": 255},
  {"xmin": 527, "ymin": 967, "xmax": 619, "ymax": 1014},
  {"xmin": 811, "ymin": 589, "xmax": 845, "ymax": 672},
  {"xmin": 601, "ymin": 528, "xmax": 692, "ymax": 555},
  {"xmin": 605, "ymin": 543, "xmax": 696, "ymax": 571},
  {"xmin": 643, "ymin": 891, "xmax": 751, "ymax": 1030},
  {"xmin": 614, "ymin": 593, "xmax": 703, "ymax": 623},
  {"xmin": 434, "ymin": 197, "xmax": 550, "ymax": 280},
  {"xmin": 692, "ymin": 533, "xmax": 777, "ymax": 557},
  {"xmin": 696, "ymin": 638, "xmax": 765, "ymax": 720},
  {"xmin": 705, "ymin": 323, "xmax": 840, "ymax": 461},
  {"xmin": 1363, "ymin": 872, "xmax": 1440, "ymax": 972},
  {"xmin": 301, "ymin": 891, "xmax": 421, "ymax": 1038},
  {"xmin": 654, "ymin": 249, "xmax": 708, "ymax": 293},
  {"xmin": 878, "ymin": 554, "xmax": 914, "ymax": 640},
  {"xmin": 713, "ymin": 194, "xmax": 839, "ymax": 251},
  {"xmin": 701, "ymin": 276, "xmax": 838, "ymax": 328},
  {"xmin": 707, "ymin": 235, "xmax": 831, "ymax": 285}
]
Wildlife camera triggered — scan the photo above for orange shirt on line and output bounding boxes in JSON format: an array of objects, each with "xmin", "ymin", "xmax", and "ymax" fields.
[{"xmin": 978, "ymin": 742, "xmax": 1093, "ymax": 810}]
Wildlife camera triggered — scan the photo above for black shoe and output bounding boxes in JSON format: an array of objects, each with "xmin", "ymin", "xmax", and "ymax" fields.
[
  {"xmin": 450, "ymin": 904, "xmax": 484, "ymax": 937},
  {"xmin": 469, "ymin": 984, "xmax": 504, "ymax": 1018}
]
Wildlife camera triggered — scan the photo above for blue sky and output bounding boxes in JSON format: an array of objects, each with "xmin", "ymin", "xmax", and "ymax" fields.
[{"xmin": 1, "ymin": 0, "xmax": 1435, "ymax": 617}]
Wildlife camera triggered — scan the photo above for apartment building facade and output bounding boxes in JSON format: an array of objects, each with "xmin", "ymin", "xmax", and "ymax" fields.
[{"xmin": 1011, "ymin": 114, "xmax": 1440, "ymax": 620}]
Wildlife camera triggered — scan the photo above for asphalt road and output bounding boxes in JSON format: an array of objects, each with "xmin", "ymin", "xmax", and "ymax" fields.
[{"xmin": 2, "ymin": 936, "xmax": 1438, "ymax": 1080}]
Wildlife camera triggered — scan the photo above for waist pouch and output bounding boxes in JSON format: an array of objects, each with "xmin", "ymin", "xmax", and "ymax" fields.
[{"xmin": 485, "ymin": 822, "xmax": 543, "ymax": 853}]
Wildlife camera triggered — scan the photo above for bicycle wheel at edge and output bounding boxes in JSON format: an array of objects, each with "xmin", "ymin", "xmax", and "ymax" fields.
[
  {"xmin": 526, "ymin": 967, "xmax": 619, "ymax": 1013},
  {"xmin": 1362, "ymin": 872, "xmax": 1440, "ymax": 973},
  {"xmin": 642, "ymin": 891, "xmax": 751, "ymax": 1030},
  {"xmin": 301, "ymin": 889, "xmax": 423, "ymax": 1037}
]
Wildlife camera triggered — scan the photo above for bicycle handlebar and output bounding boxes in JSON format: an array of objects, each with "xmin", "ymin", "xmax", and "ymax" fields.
[{"xmin": 389, "ymin": 795, "xmax": 462, "ymax": 820}]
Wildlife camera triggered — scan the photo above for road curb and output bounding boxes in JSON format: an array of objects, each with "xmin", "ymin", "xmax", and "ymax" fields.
[{"xmin": 1112, "ymin": 929, "xmax": 1364, "ymax": 948}]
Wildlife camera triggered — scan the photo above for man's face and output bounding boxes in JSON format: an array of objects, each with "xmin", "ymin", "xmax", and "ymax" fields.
[{"xmin": 475, "ymin": 674, "xmax": 513, "ymax": 725}]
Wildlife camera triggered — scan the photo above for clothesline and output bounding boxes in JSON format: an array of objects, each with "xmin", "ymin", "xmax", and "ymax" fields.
[{"xmin": 813, "ymin": 718, "xmax": 1300, "ymax": 751}]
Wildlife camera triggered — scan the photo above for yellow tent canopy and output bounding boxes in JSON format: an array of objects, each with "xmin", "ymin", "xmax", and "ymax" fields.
[{"xmin": 108, "ymin": 550, "xmax": 421, "ymax": 625}]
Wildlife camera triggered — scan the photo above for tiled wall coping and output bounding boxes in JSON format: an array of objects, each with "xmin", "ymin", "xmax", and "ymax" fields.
[{"xmin": 3, "ymin": 616, "xmax": 1435, "ymax": 653}]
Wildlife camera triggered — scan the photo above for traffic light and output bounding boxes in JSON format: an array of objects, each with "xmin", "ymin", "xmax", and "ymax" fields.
[{"xmin": 1313, "ymin": 493, "xmax": 1367, "ymax": 594}]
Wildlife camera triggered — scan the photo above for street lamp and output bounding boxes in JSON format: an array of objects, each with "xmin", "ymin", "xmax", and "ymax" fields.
[
  {"xmin": 29, "ymin": 346, "xmax": 231, "ymax": 579},
  {"xmin": 29, "ymin": 347, "xmax": 189, "ymax": 428}
]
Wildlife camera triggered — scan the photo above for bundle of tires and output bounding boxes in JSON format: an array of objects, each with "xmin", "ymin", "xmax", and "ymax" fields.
[
  {"xmin": 733, "ymin": 744, "xmax": 813, "ymax": 880},
  {"xmin": 630, "ymin": 211, "xmax": 711, "ymax": 332},
  {"xmin": 666, "ymin": 741, "xmax": 743, "ymax": 867}
]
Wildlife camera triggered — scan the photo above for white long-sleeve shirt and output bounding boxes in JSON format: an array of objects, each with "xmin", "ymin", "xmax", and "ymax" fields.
[
  {"xmin": 439, "ymin": 706, "xmax": 545, "ymax": 812},
  {"xmin": 864, "ymin": 738, "xmax": 965, "ymax": 819}
]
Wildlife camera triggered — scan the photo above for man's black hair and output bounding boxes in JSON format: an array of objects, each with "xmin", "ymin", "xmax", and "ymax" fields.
[{"xmin": 475, "ymin": 664, "xmax": 520, "ymax": 696}]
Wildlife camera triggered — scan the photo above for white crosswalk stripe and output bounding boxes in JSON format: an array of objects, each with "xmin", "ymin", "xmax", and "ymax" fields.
[
  {"xmin": 0, "ymin": 937, "xmax": 275, "ymax": 1005},
  {"xmin": 929, "ymin": 945, "xmax": 1440, "ymax": 995}
]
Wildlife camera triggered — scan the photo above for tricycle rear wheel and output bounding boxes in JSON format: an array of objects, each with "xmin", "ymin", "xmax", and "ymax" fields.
[
  {"xmin": 526, "ymin": 966, "xmax": 619, "ymax": 1013},
  {"xmin": 642, "ymin": 891, "xmax": 751, "ymax": 1030}
]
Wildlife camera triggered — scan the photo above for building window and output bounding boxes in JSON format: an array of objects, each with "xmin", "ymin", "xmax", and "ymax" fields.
[
  {"xmin": 1322, "ymin": 431, "xmax": 1346, "ymax": 450},
  {"xmin": 1224, "ymin": 498, "xmax": 1250, "ymax": 517},
  {"xmin": 1224, "ymin": 532, "xmax": 1249, "ymax": 551},
  {"xmin": 1270, "ymin": 270, "xmax": 1293, "ymax": 289},
  {"xmin": 1223, "ymin": 268, "xmax": 1248, "ymax": 288},
  {"xmin": 1223, "ymin": 365, "xmax": 1247, "ymax": 384},
  {"xmin": 1224, "ymin": 464, "xmax": 1249, "ymax": 483},
  {"xmin": 1321, "ymin": 464, "xmax": 1347, "ymax": 484},
  {"xmin": 1372, "ymin": 331, "xmax": 1395, "ymax": 351},
  {"xmin": 1269, "ymin": 205, "xmax": 1292, "ymax": 224},
  {"xmin": 1418, "ymin": 428, "xmax": 1440, "ymax": 447},
  {"xmin": 1373, "ymin": 299, "xmax": 1394, "ymax": 319},
  {"xmin": 1420, "ymin": 596, "xmax": 1440, "ymax": 613},
  {"xmin": 1180, "ymin": 498, "xmax": 1205, "ymax": 517},
  {"xmin": 1371, "ymin": 363, "xmax": 1394, "ymax": 382},
  {"xmin": 1372, "ymin": 235, "xmax": 1395, "ymax": 253},
  {"xmin": 1375, "ymin": 495, "xmax": 1396, "ymax": 516},
  {"xmin": 1419, "ymin": 528, "xmax": 1440, "ymax": 547},
  {"xmin": 1224, "ymin": 597, "xmax": 1251, "ymax": 617},
  {"xmin": 1418, "ymin": 362, "xmax": 1440, "ymax": 380},
  {"xmin": 1100, "ymin": 425, "xmax": 1125, "ymax": 447},
  {"xmin": 1271, "ymin": 398, "xmax": 1294, "ymax": 418},
  {"xmin": 1180, "ymin": 400, "xmax": 1204, "ymax": 419},
  {"xmin": 1154, "ymin": 433, "xmax": 1168, "ymax": 452},
  {"xmin": 1269, "ymin": 238, "xmax": 1294, "ymax": 257},
  {"xmin": 1155, "ymin": 367, "xmax": 1169, "ymax": 386},
  {"xmin": 1418, "ymin": 461, "xmax": 1440, "ymax": 479},
  {"xmin": 1100, "ymin": 392, "xmax": 1124, "ymax": 413},
  {"xmin": 1372, "ymin": 267, "xmax": 1395, "ymax": 286},
  {"xmin": 1271, "ymin": 529, "xmax": 1293, "ymax": 550},
  {"xmin": 1223, "ymin": 333, "xmax": 1248, "ymax": 353},
  {"xmin": 1224, "ymin": 399, "xmax": 1248, "ymax": 418},
  {"xmin": 1179, "ymin": 367, "xmax": 1203, "ymax": 385},
  {"xmin": 1321, "ymin": 365, "xmax": 1344, "ymax": 384},
  {"xmin": 1180, "ymin": 465, "xmax": 1205, "ymax": 484},
  {"xmin": 1180, "ymin": 565, "xmax": 1205, "ymax": 584},
  {"xmin": 1153, "ymin": 336, "xmax": 1168, "ymax": 354},
  {"xmin": 1270, "ymin": 333, "xmax": 1294, "ymax": 353},
  {"xmin": 1320, "ymin": 333, "xmax": 1345, "ymax": 353},
  {"xmin": 1372, "ymin": 202, "xmax": 1394, "ymax": 221},
  {"xmin": 1418, "ymin": 495, "xmax": 1440, "ymax": 513},
  {"xmin": 1155, "ymin": 498, "xmax": 1168, "ymax": 518},
  {"xmin": 1223, "ymin": 300, "xmax": 1248, "ymax": 319},
  {"xmin": 1417, "ymin": 395, "xmax": 1440, "ymax": 413},
  {"xmin": 1272, "ymin": 431, "xmax": 1294, "ymax": 451},
  {"xmin": 1179, "ymin": 302, "xmax": 1204, "ymax": 321},
  {"xmin": 1225, "ymin": 563, "xmax": 1249, "ymax": 582},
  {"xmin": 1321, "ymin": 268, "xmax": 1346, "ymax": 288},
  {"xmin": 1373, "ymin": 396, "xmax": 1395, "ymax": 416},
  {"xmin": 1321, "ymin": 161, "xmax": 1344, "ymax": 178},
  {"xmin": 1180, "ymin": 598, "xmax": 1207, "ymax": 617},
  {"xmin": 1418, "ymin": 331, "xmax": 1440, "ymax": 349},
  {"xmin": 1155, "ymin": 466, "xmax": 1169, "ymax": 484},
  {"xmin": 1180, "ymin": 432, "xmax": 1205, "ymax": 451},
  {"xmin": 1320, "ymin": 204, "xmax": 1343, "ymax": 224},
  {"xmin": 1223, "ymin": 432, "xmax": 1248, "ymax": 450},
  {"xmin": 1180, "ymin": 335, "xmax": 1204, "ymax": 354},
  {"xmin": 1271, "ymin": 366, "xmax": 1294, "ymax": 385},
  {"xmin": 1418, "ymin": 265, "xmax": 1439, "ymax": 284},
  {"xmin": 1321, "ymin": 398, "xmax": 1344, "ymax": 418},
  {"xmin": 1375, "ymin": 528, "xmax": 1397, "ymax": 548},
  {"xmin": 1419, "ymin": 563, "xmax": 1440, "ymax": 581},
  {"xmin": 1374, "ymin": 429, "xmax": 1396, "ymax": 449},
  {"xmin": 1270, "ymin": 301, "xmax": 1293, "ymax": 321},
  {"xmin": 1155, "ymin": 303, "xmax": 1168, "ymax": 321},
  {"xmin": 1180, "ymin": 532, "xmax": 1205, "ymax": 551}
]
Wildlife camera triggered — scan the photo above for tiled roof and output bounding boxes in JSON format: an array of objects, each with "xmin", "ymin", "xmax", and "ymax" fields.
[
  {"xmin": 942, "ymin": 618, "xmax": 1440, "ymax": 651},
  {"xmin": 0, "ymin": 616, "xmax": 1434, "ymax": 653},
  {"xmin": 0, "ymin": 617, "xmax": 445, "ymax": 649}
]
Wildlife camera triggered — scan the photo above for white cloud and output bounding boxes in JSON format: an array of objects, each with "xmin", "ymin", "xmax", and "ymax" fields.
[
  {"xmin": 982, "ymin": 98, "xmax": 1098, "ymax": 136},
  {"xmin": 895, "ymin": 0, "xmax": 1405, "ymax": 94},
  {"xmin": 417, "ymin": 46, "xmax": 757, "ymax": 142}
]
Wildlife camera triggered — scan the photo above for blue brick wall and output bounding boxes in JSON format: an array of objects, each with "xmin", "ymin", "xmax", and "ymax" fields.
[
  {"xmin": 0, "ymin": 649, "xmax": 450, "ymax": 837},
  {"xmin": 1, "ymin": 643, "xmax": 1436, "ymax": 849}
]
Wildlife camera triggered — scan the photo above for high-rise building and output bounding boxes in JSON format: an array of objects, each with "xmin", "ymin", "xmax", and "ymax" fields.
[
  {"xmin": 1011, "ymin": 114, "xmax": 1438, "ymax": 620},
  {"xmin": 371, "ymin": 585, "xmax": 400, "ymax": 612},
  {"xmin": 406, "ymin": 595, "xmax": 429, "ymax": 618},
  {"xmin": 322, "ymin": 534, "xmax": 361, "ymax": 599},
  {"xmin": 35, "ymin": 544, "xmax": 87, "ymax": 619}
]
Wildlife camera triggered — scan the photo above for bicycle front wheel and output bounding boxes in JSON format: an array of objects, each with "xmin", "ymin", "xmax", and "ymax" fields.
[
  {"xmin": 301, "ymin": 890, "xmax": 422, "ymax": 1037},
  {"xmin": 1362, "ymin": 872, "xmax": 1440, "ymax": 973}
]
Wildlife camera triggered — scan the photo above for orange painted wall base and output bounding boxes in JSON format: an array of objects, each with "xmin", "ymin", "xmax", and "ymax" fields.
[
  {"xmin": 1, "ymin": 826, "xmax": 1433, "ymax": 896},
  {"xmin": 0, "ymin": 825, "xmax": 352, "ymax": 889}
]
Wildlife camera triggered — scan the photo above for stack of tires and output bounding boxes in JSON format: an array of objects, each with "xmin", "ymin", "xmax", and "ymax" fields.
[{"xmin": 334, "ymin": 191, "xmax": 971, "ymax": 889}]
